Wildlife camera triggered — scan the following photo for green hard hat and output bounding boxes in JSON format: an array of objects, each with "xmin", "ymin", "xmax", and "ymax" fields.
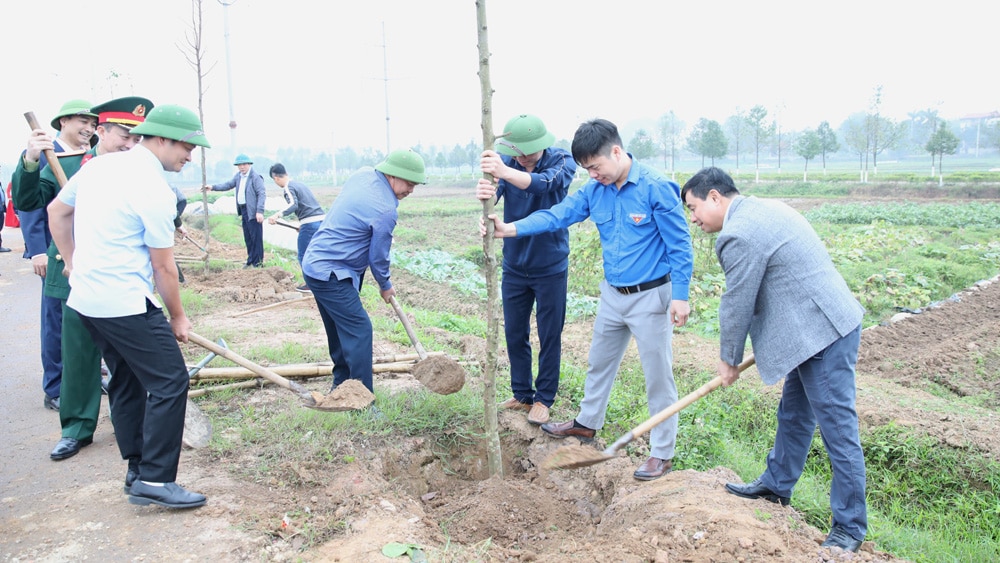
[
  {"xmin": 496, "ymin": 114, "xmax": 555, "ymax": 157},
  {"xmin": 375, "ymin": 149, "xmax": 427, "ymax": 184},
  {"xmin": 233, "ymin": 154, "xmax": 253, "ymax": 165},
  {"xmin": 51, "ymin": 99, "xmax": 98, "ymax": 130},
  {"xmin": 130, "ymin": 104, "xmax": 211, "ymax": 148}
]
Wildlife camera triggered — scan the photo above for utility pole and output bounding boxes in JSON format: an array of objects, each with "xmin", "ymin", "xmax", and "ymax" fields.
[
  {"xmin": 381, "ymin": 21, "xmax": 391, "ymax": 154},
  {"xmin": 219, "ymin": 0, "xmax": 238, "ymax": 148}
]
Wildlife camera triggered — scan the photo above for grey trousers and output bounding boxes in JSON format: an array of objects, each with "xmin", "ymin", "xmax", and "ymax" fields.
[{"xmin": 576, "ymin": 280, "xmax": 678, "ymax": 460}]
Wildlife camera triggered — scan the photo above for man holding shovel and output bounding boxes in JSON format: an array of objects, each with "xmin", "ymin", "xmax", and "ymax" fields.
[
  {"xmin": 14, "ymin": 97, "xmax": 153, "ymax": 461},
  {"xmin": 486, "ymin": 119, "xmax": 693, "ymax": 481},
  {"xmin": 475, "ymin": 114, "xmax": 576, "ymax": 425},
  {"xmin": 48, "ymin": 104, "xmax": 212, "ymax": 509},
  {"xmin": 267, "ymin": 162, "xmax": 325, "ymax": 291},
  {"xmin": 302, "ymin": 149, "xmax": 426, "ymax": 395},
  {"xmin": 681, "ymin": 167, "xmax": 867, "ymax": 552}
]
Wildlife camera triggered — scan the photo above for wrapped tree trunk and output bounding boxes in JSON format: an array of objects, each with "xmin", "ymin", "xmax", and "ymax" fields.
[{"xmin": 475, "ymin": 0, "xmax": 503, "ymax": 479}]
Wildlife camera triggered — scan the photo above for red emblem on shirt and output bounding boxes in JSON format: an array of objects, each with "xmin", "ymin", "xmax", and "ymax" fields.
[
  {"xmin": 629, "ymin": 213, "xmax": 646, "ymax": 224},
  {"xmin": 80, "ymin": 153, "xmax": 94, "ymax": 167}
]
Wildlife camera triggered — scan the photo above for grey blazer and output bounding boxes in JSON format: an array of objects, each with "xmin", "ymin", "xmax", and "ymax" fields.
[
  {"xmin": 717, "ymin": 196, "xmax": 864, "ymax": 385},
  {"xmin": 211, "ymin": 168, "xmax": 267, "ymax": 216}
]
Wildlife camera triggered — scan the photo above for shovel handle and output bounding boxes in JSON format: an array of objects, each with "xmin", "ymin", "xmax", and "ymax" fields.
[
  {"xmin": 388, "ymin": 296, "xmax": 428, "ymax": 360},
  {"xmin": 24, "ymin": 112, "xmax": 70, "ymax": 188},
  {"xmin": 188, "ymin": 331, "xmax": 316, "ymax": 404},
  {"xmin": 605, "ymin": 355, "xmax": 757, "ymax": 454}
]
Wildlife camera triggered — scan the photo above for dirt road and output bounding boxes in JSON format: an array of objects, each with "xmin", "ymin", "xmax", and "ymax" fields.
[{"xmin": 0, "ymin": 227, "xmax": 252, "ymax": 561}]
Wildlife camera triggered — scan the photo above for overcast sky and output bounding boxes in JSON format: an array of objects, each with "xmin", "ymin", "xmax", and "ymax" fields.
[{"xmin": 2, "ymin": 0, "xmax": 997, "ymax": 172}]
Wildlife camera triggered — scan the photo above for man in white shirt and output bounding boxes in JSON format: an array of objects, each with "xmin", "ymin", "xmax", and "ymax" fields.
[{"xmin": 47, "ymin": 104, "xmax": 212, "ymax": 510}]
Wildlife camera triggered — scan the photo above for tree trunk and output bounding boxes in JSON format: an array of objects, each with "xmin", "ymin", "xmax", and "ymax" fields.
[{"xmin": 475, "ymin": 0, "xmax": 503, "ymax": 479}]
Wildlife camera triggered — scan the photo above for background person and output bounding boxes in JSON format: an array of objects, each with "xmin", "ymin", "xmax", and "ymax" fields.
[
  {"xmin": 267, "ymin": 162, "xmax": 325, "ymax": 291},
  {"xmin": 475, "ymin": 114, "xmax": 576, "ymax": 425},
  {"xmin": 204, "ymin": 154, "xmax": 266, "ymax": 268},
  {"xmin": 47, "ymin": 104, "xmax": 212, "ymax": 509},
  {"xmin": 485, "ymin": 118, "xmax": 693, "ymax": 481},
  {"xmin": 681, "ymin": 166, "xmax": 868, "ymax": 553},
  {"xmin": 302, "ymin": 149, "xmax": 426, "ymax": 394}
]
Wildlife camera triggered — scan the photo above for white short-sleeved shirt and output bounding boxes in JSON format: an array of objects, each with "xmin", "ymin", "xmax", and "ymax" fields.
[{"xmin": 61, "ymin": 144, "xmax": 177, "ymax": 318}]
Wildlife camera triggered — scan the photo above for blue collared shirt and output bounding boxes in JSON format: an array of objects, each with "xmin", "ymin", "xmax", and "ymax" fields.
[
  {"xmin": 514, "ymin": 155, "xmax": 692, "ymax": 301},
  {"xmin": 302, "ymin": 168, "xmax": 398, "ymax": 291},
  {"xmin": 495, "ymin": 147, "xmax": 576, "ymax": 277}
]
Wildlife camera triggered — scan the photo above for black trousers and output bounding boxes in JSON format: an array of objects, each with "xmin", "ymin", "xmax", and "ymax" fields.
[
  {"xmin": 77, "ymin": 300, "xmax": 188, "ymax": 483},
  {"xmin": 237, "ymin": 204, "xmax": 263, "ymax": 266}
]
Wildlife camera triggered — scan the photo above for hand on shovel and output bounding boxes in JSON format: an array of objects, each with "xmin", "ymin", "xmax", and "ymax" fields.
[{"xmin": 543, "ymin": 355, "xmax": 757, "ymax": 470}]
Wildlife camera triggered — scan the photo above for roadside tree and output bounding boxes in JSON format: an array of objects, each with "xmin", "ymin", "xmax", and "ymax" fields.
[
  {"xmin": 627, "ymin": 128, "xmax": 656, "ymax": 161},
  {"xmin": 656, "ymin": 111, "xmax": 684, "ymax": 180},
  {"xmin": 925, "ymin": 122, "xmax": 960, "ymax": 186},
  {"xmin": 686, "ymin": 118, "xmax": 728, "ymax": 167},
  {"xmin": 747, "ymin": 104, "xmax": 774, "ymax": 182},
  {"xmin": 794, "ymin": 129, "xmax": 822, "ymax": 181},
  {"xmin": 816, "ymin": 121, "xmax": 840, "ymax": 174},
  {"xmin": 726, "ymin": 108, "xmax": 749, "ymax": 174}
]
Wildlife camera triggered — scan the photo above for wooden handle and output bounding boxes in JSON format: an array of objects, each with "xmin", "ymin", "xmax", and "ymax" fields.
[
  {"xmin": 23, "ymin": 112, "xmax": 70, "ymax": 188},
  {"xmin": 389, "ymin": 296, "xmax": 428, "ymax": 360},
  {"xmin": 628, "ymin": 355, "xmax": 757, "ymax": 440},
  {"xmin": 188, "ymin": 331, "xmax": 315, "ymax": 403},
  {"xmin": 275, "ymin": 219, "xmax": 300, "ymax": 232}
]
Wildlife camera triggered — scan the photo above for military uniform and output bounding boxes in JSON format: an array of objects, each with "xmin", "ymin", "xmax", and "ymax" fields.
[{"xmin": 12, "ymin": 97, "xmax": 153, "ymax": 458}]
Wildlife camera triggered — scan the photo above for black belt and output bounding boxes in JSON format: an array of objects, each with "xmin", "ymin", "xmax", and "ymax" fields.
[{"xmin": 613, "ymin": 273, "xmax": 670, "ymax": 295}]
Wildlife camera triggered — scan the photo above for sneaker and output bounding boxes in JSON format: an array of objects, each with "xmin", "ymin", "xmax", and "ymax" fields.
[{"xmin": 296, "ymin": 284, "xmax": 311, "ymax": 293}]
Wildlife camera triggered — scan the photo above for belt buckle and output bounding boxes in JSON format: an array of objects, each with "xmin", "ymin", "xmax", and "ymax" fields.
[{"xmin": 618, "ymin": 285, "xmax": 632, "ymax": 295}]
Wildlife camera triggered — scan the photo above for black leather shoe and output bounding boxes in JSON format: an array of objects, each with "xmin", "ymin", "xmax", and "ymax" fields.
[
  {"xmin": 124, "ymin": 468, "xmax": 139, "ymax": 494},
  {"xmin": 50, "ymin": 437, "xmax": 93, "ymax": 460},
  {"xmin": 540, "ymin": 420, "xmax": 596, "ymax": 441},
  {"xmin": 128, "ymin": 481, "xmax": 207, "ymax": 509},
  {"xmin": 633, "ymin": 457, "xmax": 673, "ymax": 481},
  {"xmin": 821, "ymin": 525, "xmax": 863, "ymax": 552},
  {"xmin": 724, "ymin": 478, "xmax": 791, "ymax": 506},
  {"xmin": 44, "ymin": 395, "xmax": 60, "ymax": 411}
]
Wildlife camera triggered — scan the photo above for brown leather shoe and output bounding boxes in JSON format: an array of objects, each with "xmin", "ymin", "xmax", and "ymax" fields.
[
  {"xmin": 540, "ymin": 419, "xmax": 595, "ymax": 440},
  {"xmin": 633, "ymin": 457, "xmax": 672, "ymax": 481},
  {"xmin": 527, "ymin": 403, "xmax": 550, "ymax": 425},
  {"xmin": 498, "ymin": 397, "xmax": 531, "ymax": 412}
]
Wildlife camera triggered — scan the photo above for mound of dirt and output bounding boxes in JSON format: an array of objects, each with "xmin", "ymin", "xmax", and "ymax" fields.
[
  {"xmin": 856, "ymin": 275, "xmax": 1000, "ymax": 456},
  {"xmin": 412, "ymin": 354, "xmax": 466, "ymax": 395}
]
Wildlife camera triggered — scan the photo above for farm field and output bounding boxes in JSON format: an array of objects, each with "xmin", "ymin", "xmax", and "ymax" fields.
[{"xmin": 3, "ymin": 182, "xmax": 999, "ymax": 562}]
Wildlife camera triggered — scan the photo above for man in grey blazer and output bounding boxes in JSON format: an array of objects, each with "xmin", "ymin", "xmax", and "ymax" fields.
[
  {"xmin": 203, "ymin": 154, "xmax": 267, "ymax": 268},
  {"xmin": 681, "ymin": 167, "xmax": 867, "ymax": 553}
]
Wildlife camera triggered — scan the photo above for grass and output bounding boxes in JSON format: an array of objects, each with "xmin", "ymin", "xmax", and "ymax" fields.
[{"xmin": 191, "ymin": 188, "xmax": 1000, "ymax": 560}]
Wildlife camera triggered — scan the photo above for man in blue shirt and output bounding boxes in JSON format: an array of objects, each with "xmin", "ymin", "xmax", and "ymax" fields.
[
  {"xmin": 302, "ymin": 149, "xmax": 426, "ymax": 394},
  {"xmin": 486, "ymin": 119, "xmax": 693, "ymax": 481},
  {"xmin": 475, "ymin": 114, "xmax": 576, "ymax": 425}
]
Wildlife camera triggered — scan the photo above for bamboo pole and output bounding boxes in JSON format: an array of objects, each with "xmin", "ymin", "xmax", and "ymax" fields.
[
  {"xmin": 475, "ymin": 0, "xmax": 503, "ymax": 479},
  {"xmin": 232, "ymin": 294, "xmax": 315, "ymax": 317},
  {"xmin": 188, "ymin": 379, "xmax": 262, "ymax": 397},
  {"xmin": 188, "ymin": 356, "xmax": 475, "ymax": 381}
]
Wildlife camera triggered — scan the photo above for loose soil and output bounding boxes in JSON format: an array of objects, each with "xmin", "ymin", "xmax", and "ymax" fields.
[{"xmin": 4, "ymin": 198, "xmax": 1000, "ymax": 562}]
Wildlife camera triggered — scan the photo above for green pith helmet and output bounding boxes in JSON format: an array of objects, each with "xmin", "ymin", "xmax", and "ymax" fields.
[
  {"xmin": 233, "ymin": 154, "xmax": 253, "ymax": 165},
  {"xmin": 375, "ymin": 149, "xmax": 427, "ymax": 184},
  {"xmin": 50, "ymin": 99, "xmax": 98, "ymax": 130},
  {"xmin": 496, "ymin": 114, "xmax": 555, "ymax": 157},
  {"xmin": 130, "ymin": 105, "xmax": 211, "ymax": 148}
]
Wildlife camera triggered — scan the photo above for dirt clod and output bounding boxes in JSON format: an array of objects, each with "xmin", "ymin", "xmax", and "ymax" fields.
[
  {"xmin": 412, "ymin": 355, "xmax": 466, "ymax": 395},
  {"xmin": 314, "ymin": 379, "xmax": 376, "ymax": 411}
]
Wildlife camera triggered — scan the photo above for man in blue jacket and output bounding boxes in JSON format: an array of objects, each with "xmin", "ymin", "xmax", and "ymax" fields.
[
  {"xmin": 475, "ymin": 114, "xmax": 576, "ymax": 425},
  {"xmin": 486, "ymin": 119, "xmax": 693, "ymax": 481},
  {"xmin": 204, "ymin": 154, "xmax": 266, "ymax": 267}
]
